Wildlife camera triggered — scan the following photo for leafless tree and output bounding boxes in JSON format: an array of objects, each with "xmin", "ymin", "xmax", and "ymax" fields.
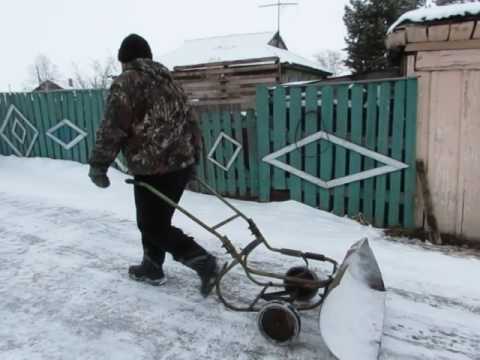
[
  {"xmin": 26, "ymin": 54, "xmax": 62, "ymax": 89},
  {"xmin": 314, "ymin": 50, "xmax": 350, "ymax": 76},
  {"xmin": 71, "ymin": 56, "xmax": 120, "ymax": 89}
]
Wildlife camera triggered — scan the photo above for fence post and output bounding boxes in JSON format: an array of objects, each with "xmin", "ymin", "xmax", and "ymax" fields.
[{"xmin": 404, "ymin": 78, "xmax": 418, "ymax": 228}]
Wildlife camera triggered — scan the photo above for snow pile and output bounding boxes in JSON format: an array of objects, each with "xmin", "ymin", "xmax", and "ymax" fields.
[
  {"xmin": 388, "ymin": 3, "xmax": 480, "ymax": 33},
  {"xmin": 159, "ymin": 32, "xmax": 328, "ymax": 73}
]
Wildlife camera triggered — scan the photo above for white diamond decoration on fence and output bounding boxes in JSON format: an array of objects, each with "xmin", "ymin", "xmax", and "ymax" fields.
[
  {"xmin": 11, "ymin": 118, "xmax": 27, "ymax": 144},
  {"xmin": 207, "ymin": 132, "xmax": 243, "ymax": 172},
  {"xmin": 0, "ymin": 105, "xmax": 39, "ymax": 156},
  {"xmin": 263, "ymin": 130, "xmax": 409, "ymax": 189},
  {"xmin": 46, "ymin": 119, "xmax": 87, "ymax": 150}
]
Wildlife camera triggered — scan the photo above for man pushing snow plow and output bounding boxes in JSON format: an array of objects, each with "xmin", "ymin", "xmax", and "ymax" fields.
[
  {"xmin": 126, "ymin": 175, "xmax": 387, "ymax": 359},
  {"xmin": 88, "ymin": 34, "xmax": 386, "ymax": 359}
]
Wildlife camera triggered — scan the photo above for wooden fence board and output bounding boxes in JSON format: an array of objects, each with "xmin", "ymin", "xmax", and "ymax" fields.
[
  {"xmin": 272, "ymin": 86, "xmax": 287, "ymax": 190},
  {"xmin": 256, "ymin": 86, "xmax": 271, "ymax": 201},
  {"xmin": 246, "ymin": 109, "xmax": 259, "ymax": 198},
  {"xmin": 68, "ymin": 92, "xmax": 80, "ymax": 162},
  {"xmin": 288, "ymin": 87, "xmax": 303, "ymax": 202},
  {"xmin": 222, "ymin": 111, "xmax": 237, "ymax": 196},
  {"xmin": 0, "ymin": 95, "xmax": 8, "ymax": 155},
  {"xmin": 233, "ymin": 112, "xmax": 247, "ymax": 197},
  {"xmin": 17, "ymin": 93, "xmax": 38, "ymax": 157},
  {"xmin": 319, "ymin": 86, "xmax": 334, "ymax": 211},
  {"xmin": 201, "ymin": 112, "xmax": 217, "ymax": 191},
  {"xmin": 375, "ymin": 83, "xmax": 392, "ymax": 227},
  {"xmin": 304, "ymin": 86, "xmax": 318, "ymax": 207},
  {"xmin": 347, "ymin": 85, "xmax": 364, "ymax": 217},
  {"xmin": 389, "ymin": 80, "xmax": 406, "ymax": 227},
  {"xmin": 363, "ymin": 83, "xmax": 379, "ymax": 221},
  {"xmin": 212, "ymin": 112, "xmax": 227, "ymax": 194},
  {"xmin": 59, "ymin": 93, "xmax": 72, "ymax": 161},
  {"xmin": 333, "ymin": 85, "xmax": 349, "ymax": 216},
  {"xmin": 194, "ymin": 112, "xmax": 206, "ymax": 191},
  {"xmin": 83, "ymin": 91, "xmax": 96, "ymax": 163},
  {"xmin": 35, "ymin": 93, "xmax": 50, "ymax": 158},
  {"xmin": 45, "ymin": 92, "xmax": 61, "ymax": 160},
  {"xmin": 31, "ymin": 95, "xmax": 49, "ymax": 157}
]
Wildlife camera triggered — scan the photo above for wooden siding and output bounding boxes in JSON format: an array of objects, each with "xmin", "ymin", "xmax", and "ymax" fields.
[
  {"xmin": 388, "ymin": 18, "xmax": 480, "ymax": 242},
  {"xmin": 172, "ymin": 57, "xmax": 327, "ymax": 109}
]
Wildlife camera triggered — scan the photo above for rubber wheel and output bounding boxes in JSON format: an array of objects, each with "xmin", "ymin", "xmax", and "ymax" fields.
[
  {"xmin": 284, "ymin": 266, "xmax": 320, "ymax": 302},
  {"xmin": 257, "ymin": 301, "xmax": 301, "ymax": 346}
]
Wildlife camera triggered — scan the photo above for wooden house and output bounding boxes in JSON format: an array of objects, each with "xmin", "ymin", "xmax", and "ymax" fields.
[
  {"xmin": 33, "ymin": 80, "xmax": 63, "ymax": 92},
  {"xmin": 160, "ymin": 32, "xmax": 331, "ymax": 109}
]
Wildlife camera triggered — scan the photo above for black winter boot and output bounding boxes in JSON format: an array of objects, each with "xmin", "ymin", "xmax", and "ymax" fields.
[
  {"xmin": 183, "ymin": 254, "xmax": 219, "ymax": 297},
  {"xmin": 128, "ymin": 255, "xmax": 166, "ymax": 286}
]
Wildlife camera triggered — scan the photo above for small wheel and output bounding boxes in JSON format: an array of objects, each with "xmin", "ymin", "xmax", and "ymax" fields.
[
  {"xmin": 257, "ymin": 301, "xmax": 301, "ymax": 346},
  {"xmin": 284, "ymin": 266, "xmax": 320, "ymax": 302}
]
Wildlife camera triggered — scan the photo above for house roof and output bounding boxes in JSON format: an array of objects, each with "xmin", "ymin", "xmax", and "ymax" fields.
[
  {"xmin": 32, "ymin": 80, "xmax": 63, "ymax": 92},
  {"xmin": 388, "ymin": 3, "xmax": 480, "ymax": 33},
  {"xmin": 159, "ymin": 32, "xmax": 330, "ymax": 74}
]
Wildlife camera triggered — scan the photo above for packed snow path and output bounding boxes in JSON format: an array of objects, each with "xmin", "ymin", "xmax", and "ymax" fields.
[
  {"xmin": 0, "ymin": 194, "xmax": 333, "ymax": 360},
  {"xmin": 1, "ymin": 157, "xmax": 480, "ymax": 359}
]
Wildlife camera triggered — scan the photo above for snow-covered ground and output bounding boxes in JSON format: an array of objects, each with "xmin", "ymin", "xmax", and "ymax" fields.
[{"xmin": 1, "ymin": 156, "xmax": 479, "ymax": 360}]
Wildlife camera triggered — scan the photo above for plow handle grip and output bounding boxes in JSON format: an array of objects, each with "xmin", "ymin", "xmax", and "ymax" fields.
[
  {"xmin": 279, "ymin": 248, "xmax": 303, "ymax": 257},
  {"xmin": 304, "ymin": 252, "xmax": 327, "ymax": 261},
  {"xmin": 280, "ymin": 249, "xmax": 332, "ymax": 263}
]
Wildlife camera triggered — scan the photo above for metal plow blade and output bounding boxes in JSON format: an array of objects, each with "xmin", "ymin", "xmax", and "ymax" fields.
[{"xmin": 319, "ymin": 239, "xmax": 386, "ymax": 360}]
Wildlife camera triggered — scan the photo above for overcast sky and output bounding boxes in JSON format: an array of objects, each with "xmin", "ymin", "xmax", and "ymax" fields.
[{"xmin": 0, "ymin": 0, "xmax": 350, "ymax": 91}]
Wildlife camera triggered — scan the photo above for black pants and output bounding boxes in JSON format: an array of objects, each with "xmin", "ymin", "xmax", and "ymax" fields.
[{"xmin": 134, "ymin": 166, "xmax": 207, "ymax": 266}]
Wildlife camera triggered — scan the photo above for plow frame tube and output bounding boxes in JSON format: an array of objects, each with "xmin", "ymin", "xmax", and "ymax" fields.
[{"xmin": 125, "ymin": 177, "xmax": 337, "ymax": 311}]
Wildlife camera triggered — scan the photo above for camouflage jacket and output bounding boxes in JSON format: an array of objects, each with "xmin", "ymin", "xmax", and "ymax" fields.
[{"xmin": 89, "ymin": 59, "xmax": 201, "ymax": 176}]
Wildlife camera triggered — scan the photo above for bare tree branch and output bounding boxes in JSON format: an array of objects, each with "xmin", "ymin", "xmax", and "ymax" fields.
[
  {"xmin": 314, "ymin": 50, "xmax": 350, "ymax": 76},
  {"xmin": 71, "ymin": 56, "xmax": 120, "ymax": 89},
  {"xmin": 26, "ymin": 54, "xmax": 62, "ymax": 89}
]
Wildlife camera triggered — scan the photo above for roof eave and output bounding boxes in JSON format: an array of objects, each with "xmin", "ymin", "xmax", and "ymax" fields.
[
  {"xmin": 392, "ymin": 14, "xmax": 480, "ymax": 33},
  {"xmin": 281, "ymin": 62, "xmax": 332, "ymax": 77}
]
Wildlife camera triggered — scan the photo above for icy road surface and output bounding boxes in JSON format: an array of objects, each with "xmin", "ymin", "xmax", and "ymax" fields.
[{"xmin": 1, "ymin": 156, "xmax": 479, "ymax": 360}]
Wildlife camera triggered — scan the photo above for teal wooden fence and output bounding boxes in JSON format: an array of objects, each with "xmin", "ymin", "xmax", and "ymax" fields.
[
  {"xmin": 0, "ymin": 89, "xmax": 130, "ymax": 171},
  {"xmin": 0, "ymin": 78, "xmax": 417, "ymax": 228},
  {"xmin": 194, "ymin": 78, "xmax": 418, "ymax": 228},
  {"xmin": 253, "ymin": 78, "xmax": 418, "ymax": 228},
  {"xmin": 192, "ymin": 110, "xmax": 259, "ymax": 199},
  {"xmin": 0, "ymin": 90, "xmax": 106, "ymax": 163}
]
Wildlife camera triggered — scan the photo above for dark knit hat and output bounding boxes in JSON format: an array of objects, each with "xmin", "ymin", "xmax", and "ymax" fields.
[{"xmin": 118, "ymin": 34, "xmax": 153, "ymax": 63}]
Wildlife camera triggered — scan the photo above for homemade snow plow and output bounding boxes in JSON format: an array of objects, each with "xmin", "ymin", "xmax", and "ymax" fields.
[{"xmin": 126, "ymin": 177, "xmax": 386, "ymax": 359}]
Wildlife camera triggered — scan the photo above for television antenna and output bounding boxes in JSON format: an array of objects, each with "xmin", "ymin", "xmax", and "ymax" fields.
[{"xmin": 260, "ymin": 0, "xmax": 298, "ymax": 35}]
